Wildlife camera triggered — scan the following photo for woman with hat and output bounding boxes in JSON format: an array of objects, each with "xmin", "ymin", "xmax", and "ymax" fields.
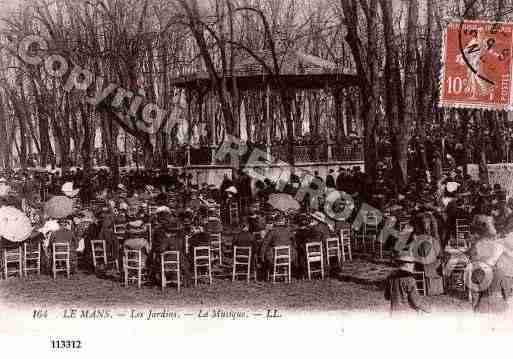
[
  {"xmin": 384, "ymin": 254, "xmax": 430, "ymax": 315},
  {"xmin": 468, "ymin": 217, "xmax": 512, "ymax": 314}
]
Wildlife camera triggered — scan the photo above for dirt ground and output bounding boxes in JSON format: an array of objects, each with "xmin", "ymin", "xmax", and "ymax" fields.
[{"xmin": 0, "ymin": 272, "xmax": 473, "ymax": 314}]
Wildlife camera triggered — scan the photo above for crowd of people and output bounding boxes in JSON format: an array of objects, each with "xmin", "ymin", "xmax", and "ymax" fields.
[{"xmin": 1, "ymin": 153, "xmax": 513, "ymax": 316}]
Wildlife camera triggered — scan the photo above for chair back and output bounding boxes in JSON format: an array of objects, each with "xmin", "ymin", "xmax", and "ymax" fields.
[{"xmin": 53, "ymin": 243, "xmax": 70, "ymax": 261}]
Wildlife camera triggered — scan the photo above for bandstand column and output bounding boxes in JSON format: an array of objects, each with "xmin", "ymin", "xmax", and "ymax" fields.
[{"xmin": 266, "ymin": 83, "xmax": 271, "ymax": 162}]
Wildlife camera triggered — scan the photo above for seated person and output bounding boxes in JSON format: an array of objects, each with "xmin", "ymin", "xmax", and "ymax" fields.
[
  {"xmin": 48, "ymin": 219, "xmax": 79, "ymax": 273},
  {"xmin": 151, "ymin": 217, "xmax": 192, "ymax": 286},
  {"xmin": 259, "ymin": 212, "xmax": 297, "ymax": 280},
  {"xmin": 123, "ymin": 220, "xmax": 150, "ymax": 267},
  {"xmin": 233, "ymin": 221, "xmax": 257, "ymax": 271},
  {"xmin": 186, "ymin": 225, "xmax": 211, "ymax": 262},
  {"xmin": 204, "ymin": 214, "xmax": 223, "ymax": 234}
]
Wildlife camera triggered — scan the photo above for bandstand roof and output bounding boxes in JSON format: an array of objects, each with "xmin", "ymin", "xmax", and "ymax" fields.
[{"xmin": 171, "ymin": 50, "xmax": 359, "ymax": 90}]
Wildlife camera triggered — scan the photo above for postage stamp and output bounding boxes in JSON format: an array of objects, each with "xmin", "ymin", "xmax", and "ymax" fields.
[{"xmin": 439, "ymin": 20, "xmax": 513, "ymax": 110}]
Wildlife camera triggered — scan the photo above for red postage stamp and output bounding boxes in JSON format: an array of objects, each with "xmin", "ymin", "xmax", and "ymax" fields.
[{"xmin": 439, "ymin": 20, "xmax": 513, "ymax": 110}]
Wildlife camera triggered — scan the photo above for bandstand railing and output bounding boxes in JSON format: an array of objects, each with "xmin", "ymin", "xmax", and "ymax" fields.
[{"xmin": 167, "ymin": 141, "xmax": 364, "ymax": 167}]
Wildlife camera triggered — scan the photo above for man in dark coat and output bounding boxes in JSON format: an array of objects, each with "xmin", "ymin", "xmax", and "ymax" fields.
[
  {"xmin": 260, "ymin": 212, "xmax": 296, "ymax": 279},
  {"xmin": 384, "ymin": 255, "xmax": 429, "ymax": 315},
  {"xmin": 325, "ymin": 169, "xmax": 336, "ymax": 189}
]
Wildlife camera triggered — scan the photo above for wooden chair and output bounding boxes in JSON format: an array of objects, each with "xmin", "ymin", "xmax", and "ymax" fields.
[
  {"xmin": 148, "ymin": 205, "xmax": 158, "ymax": 216},
  {"xmin": 210, "ymin": 233, "xmax": 222, "ymax": 266},
  {"xmin": 413, "ymin": 270, "xmax": 427, "ymax": 296},
  {"xmin": 52, "ymin": 243, "xmax": 70, "ymax": 280},
  {"xmin": 229, "ymin": 201, "xmax": 239, "ymax": 225},
  {"xmin": 3, "ymin": 247, "xmax": 23, "ymax": 279},
  {"xmin": 113, "ymin": 223, "xmax": 127, "ymax": 238},
  {"xmin": 306, "ymin": 242, "xmax": 324, "ymax": 280},
  {"xmin": 184, "ymin": 234, "xmax": 190, "ymax": 255},
  {"xmin": 364, "ymin": 211, "xmax": 379, "ymax": 253},
  {"xmin": 123, "ymin": 248, "xmax": 144, "ymax": 288},
  {"xmin": 272, "ymin": 246, "xmax": 291, "ymax": 283},
  {"xmin": 325, "ymin": 237, "xmax": 341, "ymax": 268},
  {"xmin": 340, "ymin": 227, "xmax": 353, "ymax": 262},
  {"xmin": 23, "ymin": 242, "xmax": 41, "ymax": 277},
  {"xmin": 232, "ymin": 246, "xmax": 252, "ymax": 282},
  {"xmin": 371, "ymin": 234, "xmax": 383, "ymax": 259},
  {"xmin": 128, "ymin": 206, "xmax": 139, "ymax": 217},
  {"xmin": 193, "ymin": 246, "xmax": 212, "ymax": 285},
  {"xmin": 455, "ymin": 219, "xmax": 470, "ymax": 249},
  {"xmin": 445, "ymin": 256, "xmax": 472, "ymax": 302},
  {"xmin": 161, "ymin": 251, "xmax": 181, "ymax": 292},
  {"xmin": 91, "ymin": 240, "xmax": 119, "ymax": 272}
]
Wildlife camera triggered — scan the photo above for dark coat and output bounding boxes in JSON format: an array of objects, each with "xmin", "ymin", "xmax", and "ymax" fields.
[
  {"xmin": 260, "ymin": 225, "xmax": 296, "ymax": 265},
  {"xmin": 326, "ymin": 174, "xmax": 336, "ymax": 189}
]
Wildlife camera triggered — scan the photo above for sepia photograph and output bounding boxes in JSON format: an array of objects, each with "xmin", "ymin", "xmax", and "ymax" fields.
[{"xmin": 0, "ymin": 0, "xmax": 512, "ymax": 356}]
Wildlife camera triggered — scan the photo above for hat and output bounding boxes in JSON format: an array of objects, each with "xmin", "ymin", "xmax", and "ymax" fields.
[
  {"xmin": 39, "ymin": 220, "xmax": 60, "ymax": 234},
  {"xmin": 310, "ymin": 211, "xmax": 326, "ymax": 223},
  {"xmin": 61, "ymin": 182, "xmax": 80, "ymax": 197},
  {"xmin": 128, "ymin": 220, "xmax": 144, "ymax": 228},
  {"xmin": 156, "ymin": 206, "xmax": 171, "ymax": 214},
  {"xmin": 0, "ymin": 177, "xmax": 6, "ymax": 183},
  {"xmin": 446, "ymin": 181, "xmax": 459, "ymax": 193},
  {"xmin": 226, "ymin": 186, "xmax": 237, "ymax": 194},
  {"xmin": 119, "ymin": 202, "xmax": 129, "ymax": 210}
]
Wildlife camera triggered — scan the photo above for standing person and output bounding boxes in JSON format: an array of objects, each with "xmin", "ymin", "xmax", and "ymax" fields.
[
  {"xmin": 336, "ymin": 167, "xmax": 346, "ymax": 192},
  {"xmin": 325, "ymin": 169, "xmax": 336, "ymax": 189},
  {"xmin": 384, "ymin": 255, "xmax": 430, "ymax": 315}
]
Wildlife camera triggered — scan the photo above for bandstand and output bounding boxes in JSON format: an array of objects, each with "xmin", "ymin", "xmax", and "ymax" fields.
[{"xmin": 168, "ymin": 50, "xmax": 364, "ymax": 186}]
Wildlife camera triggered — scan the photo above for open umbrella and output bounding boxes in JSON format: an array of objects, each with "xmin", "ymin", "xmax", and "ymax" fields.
[
  {"xmin": 0, "ymin": 183, "xmax": 11, "ymax": 197},
  {"xmin": 0, "ymin": 206, "xmax": 33, "ymax": 242},
  {"xmin": 44, "ymin": 196, "xmax": 75, "ymax": 218},
  {"xmin": 267, "ymin": 193, "xmax": 300, "ymax": 212}
]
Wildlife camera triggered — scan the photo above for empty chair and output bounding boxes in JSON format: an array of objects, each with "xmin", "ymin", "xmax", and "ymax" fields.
[
  {"xmin": 232, "ymin": 246, "xmax": 252, "ymax": 282},
  {"xmin": 3, "ymin": 247, "xmax": 22, "ymax": 279},
  {"xmin": 184, "ymin": 234, "xmax": 190, "ymax": 255},
  {"xmin": 455, "ymin": 219, "xmax": 470, "ymax": 249},
  {"xmin": 193, "ymin": 246, "xmax": 212, "ymax": 285},
  {"xmin": 91, "ymin": 240, "xmax": 119, "ymax": 272},
  {"xmin": 229, "ymin": 201, "xmax": 239, "ymax": 225},
  {"xmin": 325, "ymin": 237, "xmax": 341, "ymax": 268},
  {"xmin": 23, "ymin": 242, "xmax": 41, "ymax": 277},
  {"xmin": 161, "ymin": 251, "xmax": 181, "ymax": 292},
  {"xmin": 52, "ymin": 243, "xmax": 71, "ymax": 280},
  {"xmin": 340, "ymin": 227, "xmax": 353, "ymax": 262},
  {"xmin": 210, "ymin": 233, "xmax": 222, "ymax": 266},
  {"xmin": 364, "ymin": 211, "xmax": 379, "ymax": 253},
  {"xmin": 413, "ymin": 270, "xmax": 427, "ymax": 296},
  {"xmin": 306, "ymin": 242, "xmax": 324, "ymax": 280},
  {"xmin": 273, "ymin": 246, "xmax": 291, "ymax": 283},
  {"xmin": 123, "ymin": 248, "xmax": 144, "ymax": 288}
]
